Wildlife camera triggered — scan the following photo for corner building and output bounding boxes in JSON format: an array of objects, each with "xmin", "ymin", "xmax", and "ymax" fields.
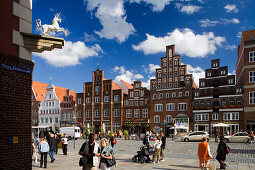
[
  {"xmin": 193, "ymin": 59, "xmax": 243, "ymax": 135},
  {"xmin": 84, "ymin": 68, "xmax": 123, "ymax": 133},
  {"xmin": 150, "ymin": 45, "xmax": 196, "ymax": 135},
  {"xmin": 236, "ymin": 29, "xmax": 255, "ymax": 131}
]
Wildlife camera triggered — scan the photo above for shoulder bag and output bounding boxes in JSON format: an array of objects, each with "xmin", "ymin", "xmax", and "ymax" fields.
[{"xmin": 106, "ymin": 155, "xmax": 116, "ymax": 167}]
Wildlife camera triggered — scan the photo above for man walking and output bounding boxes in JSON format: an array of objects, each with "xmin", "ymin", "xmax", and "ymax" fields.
[
  {"xmin": 49, "ymin": 133, "xmax": 57, "ymax": 162},
  {"xmin": 160, "ymin": 132, "xmax": 166, "ymax": 161},
  {"xmin": 61, "ymin": 133, "xmax": 68, "ymax": 155},
  {"xmin": 198, "ymin": 137, "xmax": 213, "ymax": 169}
]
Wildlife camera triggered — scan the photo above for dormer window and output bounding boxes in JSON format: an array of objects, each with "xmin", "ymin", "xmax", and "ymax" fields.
[
  {"xmin": 207, "ymin": 72, "xmax": 211, "ymax": 77},
  {"xmin": 228, "ymin": 79, "xmax": 234, "ymax": 84},
  {"xmin": 201, "ymin": 82, "xmax": 205, "ymax": 87},
  {"xmin": 221, "ymin": 70, "xmax": 226, "ymax": 75}
]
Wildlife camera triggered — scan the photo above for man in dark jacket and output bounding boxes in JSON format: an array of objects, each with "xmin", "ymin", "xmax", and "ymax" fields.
[
  {"xmin": 160, "ymin": 132, "xmax": 166, "ymax": 161},
  {"xmin": 49, "ymin": 134, "xmax": 57, "ymax": 162}
]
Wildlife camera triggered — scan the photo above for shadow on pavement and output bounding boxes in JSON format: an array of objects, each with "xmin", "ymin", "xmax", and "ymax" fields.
[{"xmin": 169, "ymin": 164, "xmax": 198, "ymax": 169}]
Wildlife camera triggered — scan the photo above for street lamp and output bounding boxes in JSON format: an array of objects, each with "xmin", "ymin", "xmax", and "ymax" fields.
[{"xmin": 73, "ymin": 116, "xmax": 76, "ymax": 149}]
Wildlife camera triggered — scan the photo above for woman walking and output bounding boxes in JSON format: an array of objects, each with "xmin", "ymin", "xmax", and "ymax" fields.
[
  {"xmin": 152, "ymin": 136, "xmax": 162, "ymax": 164},
  {"xmin": 100, "ymin": 138, "xmax": 114, "ymax": 170},
  {"xmin": 38, "ymin": 138, "xmax": 50, "ymax": 168},
  {"xmin": 216, "ymin": 135, "xmax": 228, "ymax": 169}
]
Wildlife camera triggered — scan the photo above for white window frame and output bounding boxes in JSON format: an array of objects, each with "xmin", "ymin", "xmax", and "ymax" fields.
[
  {"xmin": 185, "ymin": 91, "xmax": 189, "ymax": 97},
  {"xmin": 249, "ymin": 91, "xmax": 255, "ymax": 104},
  {"xmin": 86, "ymin": 97, "xmax": 91, "ymax": 103},
  {"xmin": 95, "ymin": 110, "xmax": 100, "ymax": 118},
  {"xmin": 223, "ymin": 112, "xmax": 239, "ymax": 120},
  {"xmin": 142, "ymin": 109, "xmax": 148, "ymax": 118},
  {"xmin": 154, "ymin": 115, "xmax": 160, "ymax": 123},
  {"xmin": 114, "ymin": 109, "xmax": 120, "ymax": 117},
  {"xmin": 212, "ymin": 113, "xmax": 218, "ymax": 120},
  {"xmin": 126, "ymin": 109, "xmax": 132, "ymax": 118},
  {"xmin": 104, "ymin": 109, "xmax": 110, "ymax": 117},
  {"xmin": 249, "ymin": 51, "xmax": 255, "ymax": 63},
  {"xmin": 179, "ymin": 92, "xmax": 182, "ymax": 97},
  {"xmin": 134, "ymin": 109, "xmax": 140, "ymax": 118},
  {"xmin": 166, "ymin": 93, "xmax": 169, "ymax": 98},
  {"xmin": 104, "ymin": 96, "xmax": 110, "ymax": 102},
  {"xmin": 249, "ymin": 71, "xmax": 255, "ymax": 83},
  {"xmin": 178, "ymin": 103, "xmax": 187, "ymax": 111},
  {"xmin": 140, "ymin": 90, "xmax": 144, "ymax": 97},
  {"xmin": 165, "ymin": 115, "xmax": 172, "ymax": 123},
  {"xmin": 195, "ymin": 113, "xmax": 209, "ymax": 121},
  {"xmin": 114, "ymin": 95, "xmax": 120, "ymax": 102},
  {"xmin": 155, "ymin": 104, "xmax": 163, "ymax": 112},
  {"xmin": 95, "ymin": 96, "xmax": 100, "ymax": 103},
  {"xmin": 86, "ymin": 110, "xmax": 91, "ymax": 118},
  {"xmin": 166, "ymin": 103, "xmax": 175, "ymax": 111},
  {"xmin": 95, "ymin": 86, "xmax": 100, "ymax": 92},
  {"xmin": 78, "ymin": 98, "xmax": 82, "ymax": 104},
  {"xmin": 172, "ymin": 92, "xmax": 176, "ymax": 98},
  {"xmin": 130, "ymin": 91, "xmax": 133, "ymax": 97},
  {"xmin": 78, "ymin": 110, "xmax": 82, "ymax": 118}
]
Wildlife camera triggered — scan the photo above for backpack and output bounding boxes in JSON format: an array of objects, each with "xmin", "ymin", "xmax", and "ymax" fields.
[
  {"xmin": 143, "ymin": 137, "xmax": 147, "ymax": 145},
  {"xmin": 112, "ymin": 138, "xmax": 117, "ymax": 144}
]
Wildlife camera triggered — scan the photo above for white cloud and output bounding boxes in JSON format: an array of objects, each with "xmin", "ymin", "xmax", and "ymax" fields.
[
  {"xmin": 130, "ymin": 0, "xmax": 172, "ymax": 12},
  {"xmin": 148, "ymin": 64, "xmax": 161, "ymax": 74},
  {"xmin": 236, "ymin": 31, "xmax": 242, "ymax": 38},
  {"xmin": 142, "ymin": 76, "xmax": 155, "ymax": 89},
  {"xmin": 199, "ymin": 18, "xmax": 240, "ymax": 27},
  {"xmin": 175, "ymin": 3, "xmax": 202, "ymax": 14},
  {"xmin": 225, "ymin": 44, "xmax": 237, "ymax": 51},
  {"xmin": 85, "ymin": 0, "xmax": 135, "ymax": 43},
  {"xmin": 132, "ymin": 28, "xmax": 225, "ymax": 58},
  {"xmin": 113, "ymin": 66, "xmax": 144, "ymax": 84},
  {"xmin": 84, "ymin": 32, "xmax": 97, "ymax": 42},
  {"xmin": 186, "ymin": 64, "xmax": 205, "ymax": 87},
  {"xmin": 224, "ymin": 4, "xmax": 238, "ymax": 13},
  {"xmin": 33, "ymin": 41, "xmax": 103, "ymax": 67}
]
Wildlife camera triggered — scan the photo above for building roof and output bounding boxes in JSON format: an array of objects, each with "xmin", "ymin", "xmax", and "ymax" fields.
[
  {"xmin": 112, "ymin": 82, "xmax": 121, "ymax": 90},
  {"xmin": 121, "ymin": 80, "xmax": 133, "ymax": 89},
  {"xmin": 242, "ymin": 29, "xmax": 255, "ymax": 43},
  {"xmin": 32, "ymin": 81, "xmax": 76, "ymax": 102}
]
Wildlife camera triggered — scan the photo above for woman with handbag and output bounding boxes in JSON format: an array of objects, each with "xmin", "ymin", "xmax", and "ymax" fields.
[
  {"xmin": 216, "ymin": 135, "xmax": 229, "ymax": 169},
  {"xmin": 100, "ymin": 138, "xmax": 114, "ymax": 170}
]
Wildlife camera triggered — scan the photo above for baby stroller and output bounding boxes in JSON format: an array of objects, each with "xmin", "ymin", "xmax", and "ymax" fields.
[{"xmin": 132, "ymin": 146, "xmax": 154, "ymax": 164}]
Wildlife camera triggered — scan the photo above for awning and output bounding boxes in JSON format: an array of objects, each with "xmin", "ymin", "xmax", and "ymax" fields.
[
  {"xmin": 213, "ymin": 123, "xmax": 230, "ymax": 127},
  {"xmin": 32, "ymin": 125, "xmax": 51, "ymax": 129}
]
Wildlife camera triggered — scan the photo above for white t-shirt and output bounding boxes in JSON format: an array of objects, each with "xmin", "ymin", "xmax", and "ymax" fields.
[
  {"xmin": 62, "ymin": 137, "xmax": 68, "ymax": 144},
  {"xmin": 154, "ymin": 140, "xmax": 162, "ymax": 149}
]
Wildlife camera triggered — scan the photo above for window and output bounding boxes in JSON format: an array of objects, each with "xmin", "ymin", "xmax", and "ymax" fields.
[
  {"xmin": 135, "ymin": 91, "xmax": 139, "ymax": 97},
  {"xmin": 86, "ymin": 97, "xmax": 91, "ymax": 103},
  {"xmin": 172, "ymin": 92, "xmax": 176, "ymax": 98},
  {"xmin": 207, "ymin": 72, "xmax": 211, "ymax": 77},
  {"xmin": 41, "ymin": 118, "xmax": 44, "ymax": 123},
  {"xmin": 78, "ymin": 98, "xmax": 82, "ymax": 104},
  {"xmin": 114, "ymin": 95, "xmax": 120, "ymax": 102},
  {"xmin": 50, "ymin": 118, "xmax": 52, "ymax": 123},
  {"xmin": 49, "ymin": 94, "xmax": 51, "ymax": 99},
  {"xmin": 52, "ymin": 102, "xmax": 54, "ymax": 106},
  {"xmin": 221, "ymin": 70, "xmax": 225, "ymax": 75},
  {"xmin": 178, "ymin": 103, "xmax": 187, "ymax": 111},
  {"xmin": 86, "ymin": 110, "xmax": 91, "ymax": 118},
  {"xmin": 166, "ymin": 103, "xmax": 175, "ymax": 111},
  {"xmin": 125, "ymin": 100, "xmax": 129, "ymax": 106},
  {"xmin": 212, "ymin": 113, "xmax": 218, "ymax": 120},
  {"xmin": 249, "ymin": 91, "xmax": 255, "ymax": 104},
  {"xmin": 45, "ymin": 118, "xmax": 48, "ymax": 123},
  {"xmin": 104, "ymin": 109, "xmax": 110, "ymax": 117},
  {"xmin": 155, "ymin": 104, "xmax": 163, "ymax": 112},
  {"xmin": 104, "ymin": 96, "xmax": 109, "ymax": 102},
  {"xmin": 174, "ymin": 59, "xmax": 178, "ymax": 66},
  {"xmin": 153, "ymin": 93, "xmax": 157, "ymax": 99},
  {"xmin": 95, "ymin": 96, "xmax": 100, "ymax": 103},
  {"xmin": 140, "ymin": 101, "xmax": 143, "ymax": 106},
  {"xmin": 174, "ymin": 72, "xmax": 178, "ymax": 77},
  {"xmin": 126, "ymin": 110, "xmax": 132, "ymax": 118},
  {"xmin": 174, "ymin": 82, "xmax": 178, "ymax": 88},
  {"xmin": 78, "ymin": 110, "xmax": 82, "ymax": 118},
  {"xmin": 114, "ymin": 109, "xmax": 120, "ymax": 117},
  {"xmin": 134, "ymin": 109, "xmax": 140, "ymax": 118},
  {"xmin": 185, "ymin": 91, "xmax": 189, "ymax": 97},
  {"xmin": 229, "ymin": 100, "xmax": 234, "ymax": 105},
  {"xmin": 140, "ymin": 90, "xmax": 144, "ymax": 97},
  {"xmin": 159, "ymin": 93, "xmax": 163, "ymax": 99},
  {"xmin": 166, "ymin": 115, "xmax": 172, "ymax": 123},
  {"xmin": 95, "ymin": 86, "xmax": 100, "ymax": 92},
  {"xmin": 49, "ymin": 102, "xmax": 51, "ymax": 106},
  {"xmin": 237, "ymin": 99, "xmax": 242, "ymax": 105},
  {"xmin": 223, "ymin": 112, "xmax": 239, "ymax": 120},
  {"xmin": 179, "ymin": 92, "xmax": 182, "ymax": 97},
  {"xmin": 130, "ymin": 101, "xmax": 133, "ymax": 106},
  {"xmin": 135, "ymin": 101, "xmax": 138, "ymax": 106},
  {"xmin": 95, "ymin": 110, "xmax": 100, "ymax": 118},
  {"xmin": 201, "ymin": 82, "xmax": 205, "ymax": 87},
  {"xmin": 154, "ymin": 115, "xmax": 160, "ymax": 123},
  {"xmin": 221, "ymin": 100, "xmax": 226, "ymax": 106},
  {"xmin": 135, "ymin": 83, "xmax": 139, "ymax": 88},
  {"xmin": 249, "ymin": 51, "xmax": 255, "ymax": 63},
  {"xmin": 130, "ymin": 91, "xmax": 133, "ymax": 97},
  {"xmin": 158, "ymin": 84, "xmax": 161, "ymax": 88},
  {"xmin": 228, "ymin": 79, "xmax": 234, "ymax": 84},
  {"xmin": 55, "ymin": 118, "xmax": 58, "ymax": 123},
  {"xmin": 250, "ymin": 71, "xmax": 255, "ymax": 83},
  {"xmin": 169, "ymin": 83, "xmax": 172, "ymax": 88},
  {"xmin": 180, "ymin": 69, "xmax": 184, "ymax": 75},
  {"xmin": 195, "ymin": 114, "xmax": 209, "ymax": 121},
  {"xmin": 169, "ymin": 72, "xmax": 172, "ymax": 77},
  {"xmin": 195, "ymin": 92, "xmax": 199, "ymax": 97},
  {"xmin": 113, "ymin": 123, "xmax": 121, "ymax": 132},
  {"xmin": 142, "ymin": 109, "xmax": 148, "ymax": 118},
  {"xmin": 166, "ymin": 93, "xmax": 169, "ymax": 98}
]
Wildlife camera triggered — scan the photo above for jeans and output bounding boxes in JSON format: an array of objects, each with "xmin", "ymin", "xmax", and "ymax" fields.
[
  {"xmin": 40, "ymin": 152, "xmax": 47, "ymax": 168},
  {"xmin": 49, "ymin": 150, "xmax": 55, "ymax": 161}
]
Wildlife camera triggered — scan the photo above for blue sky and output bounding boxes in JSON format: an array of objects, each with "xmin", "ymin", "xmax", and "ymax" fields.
[{"xmin": 32, "ymin": 0, "xmax": 255, "ymax": 92}]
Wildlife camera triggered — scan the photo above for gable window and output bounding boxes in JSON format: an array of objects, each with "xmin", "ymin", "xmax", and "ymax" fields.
[
  {"xmin": 140, "ymin": 90, "xmax": 144, "ymax": 97},
  {"xmin": 95, "ymin": 86, "xmax": 100, "ymax": 92},
  {"xmin": 130, "ymin": 91, "xmax": 133, "ymax": 97},
  {"xmin": 114, "ymin": 95, "xmax": 120, "ymax": 102},
  {"xmin": 135, "ymin": 91, "xmax": 139, "ymax": 97}
]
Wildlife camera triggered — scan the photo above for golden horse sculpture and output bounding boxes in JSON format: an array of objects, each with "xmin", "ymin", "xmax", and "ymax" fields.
[{"xmin": 36, "ymin": 13, "xmax": 67, "ymax": 36}]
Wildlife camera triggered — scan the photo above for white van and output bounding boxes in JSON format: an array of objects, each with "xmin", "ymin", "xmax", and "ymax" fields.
[{"xmin": 59, "ymin": 126, "xmax": 81, "ymax": 139}]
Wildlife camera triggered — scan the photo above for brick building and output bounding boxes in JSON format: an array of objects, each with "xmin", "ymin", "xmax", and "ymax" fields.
[
  {"xmin": 149, "ymin": 45, "xmax": 196, "ymax": 135},
  {"xmin": 84, "ymin": 68, "xmax": 124, "ymax": 133},
  {"xmin": 193, "ymin": 59, "xmax": 243, "ymax": 135},
  {"xmin": 236, "ymin": 29, "xmax": 255, "ymax": 131},
  {"xmin": 75, "ymin": 93, "xmax": 84, "ymax": 132},
  {"xmin": 60, "ymin": 89, "xmax": 76, "ymax": 127},
  {"xmin": 123, "ymin": 81, "xmax": 150, "ymax": 134}
]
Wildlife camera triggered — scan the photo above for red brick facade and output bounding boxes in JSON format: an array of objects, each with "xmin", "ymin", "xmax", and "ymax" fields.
[
  {"xmin": 60, "ymin": 89, "xmax": 75, "ymax": 127},
  {"xmin": 75, "ymin": 93, "xmax": 84, "ymax": 133}
]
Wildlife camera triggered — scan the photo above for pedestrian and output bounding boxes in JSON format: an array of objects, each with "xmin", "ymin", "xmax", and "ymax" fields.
[
  {"xmin": 61, "ymin": 133, "xmax": 68, "ymax": 155},
  {"xmin": 100, "ymin": 138, "xmax": 114, "ymax": 170},
  {"xmin": 79, "ymin": 133, "xmax": 101, "ymax": 170},
  {"xmin": 109, "ymin": 134, "xmax": 117, "ymax": 150},
  {"xmin": 40, "ymin": 132, "xmax": 45, "ymax": 139},
  {"xmin": 46, "ymin": 131, "xmax": 51, "ymax": 142},
  {"xmin": 38, "ymin": 138, "xmax": 50, "ymax": 168},
  {"xmin": 54, "ymin": 133, "xmax": 59, "ymax": 154},
  {"xmin": 198, "ymin": 137, "xmax": 213, "ymax": 169},
  {"xmin": 160, "ymin": 132, "xmax": 166, "ymax": 161},
  {"xmin": 32, "ymin": 139, "xmax": 38, "ymax": 163},
  {"xmin": 216, "ymin": 135, "xmax": 229, "ymax": 169},
  {"xmin": 152, "ymin": 136, "xmax": 162, "ymax": 164},
  {"xmin": 49, "ymin": 133, "xmax": 57, "ymax": 163},
  {"xmin": 143, "ymin": 134, "xmax": 150, "ymax": 147},
  {"xmin": 248, "ymin": 130, "xmax": 254, "ymax": 141}
]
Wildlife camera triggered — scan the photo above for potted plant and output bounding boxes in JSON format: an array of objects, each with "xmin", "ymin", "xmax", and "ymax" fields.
[{"xmin": 124, "ymin": 130, "xmax": 129, "ymax": 140}]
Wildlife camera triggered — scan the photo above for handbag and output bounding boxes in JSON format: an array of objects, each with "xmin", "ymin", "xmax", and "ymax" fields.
[
  {"xmin": 106, "ymin": 155, "xmax": 116, "ymax": 167},
  {"xmin": 225, "ymin": 145, "xmax": 230, "ymax": 154},
  {"xmin": 79, "ymin": 157, "xmax": 83, "ymax": 166}
]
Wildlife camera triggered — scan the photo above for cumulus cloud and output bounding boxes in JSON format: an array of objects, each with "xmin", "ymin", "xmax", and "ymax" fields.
[
  {"xmin": 225, "ymin": 44, "xmax": 237, "ymax": 51},
  {"xmin": 224, "ymin": 4, "xmax": 238, "ymax": 13},
  {"xmin": 144, "ymin": 64, "xmax": 161, "ymax": 74},
  {"xmin": 199, "ymin": 18, "xmax": 240, "ymax": 27},
  {"xmin": 142, "ymin": 76, "xmax": 155, "ymax": 89},
  {"xmin": 84, "ymin": 32, "xmax": 97, "ymax": 42},
  {"xmin": 175, "ymin": 3, "xmax": 202, "ymax": 14},
  {"xmin": 33, "ymin": 41, "xmax": 103, "ymax": 67},
  {"xmin": 132, "ymin": 28, "xmax": 225, "ymax": 58},
  {"xmin": 85, "ymin": 0, "xmax": 135, "ymax": 43},
  {"xmin": 130, "ymin": 0, "xmax": 172, "ymax": 12},
  {"xmin": 186, "ymin": 64, "xmax": 205, "ymax": 87},
  {"xmin": 113, "ymin": 66, "xmax": 144, "ymax": 84}
]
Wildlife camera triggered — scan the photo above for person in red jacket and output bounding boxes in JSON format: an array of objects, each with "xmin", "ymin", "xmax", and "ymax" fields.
[{"xmin": 198, "ymin": 137, "xmax": 213, "ymax": 169}]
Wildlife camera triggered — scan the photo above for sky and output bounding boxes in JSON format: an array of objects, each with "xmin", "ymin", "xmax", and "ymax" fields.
[{"xmin": 32, "ymin": 0, "xmax": 255, "ymax": 93}]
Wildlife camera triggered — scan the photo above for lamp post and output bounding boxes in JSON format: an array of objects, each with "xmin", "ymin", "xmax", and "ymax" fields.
[{"xmin": 73, "ymin": 116, "xmax": 76, "ymax": 149}]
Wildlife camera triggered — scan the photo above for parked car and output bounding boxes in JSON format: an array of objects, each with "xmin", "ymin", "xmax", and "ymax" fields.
[
  {"xmin": 224, "ymin": 132, "xmax": 250, "ymax": 143},
  {"xmin": 181, "ymin": 131, "xmax": 209, "ymax": 142}
]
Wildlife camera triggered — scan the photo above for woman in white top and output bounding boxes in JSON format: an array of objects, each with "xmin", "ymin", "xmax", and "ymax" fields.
[{"xmin": 152, "ymin": 136, "xmax": 162, "ymax": 163}]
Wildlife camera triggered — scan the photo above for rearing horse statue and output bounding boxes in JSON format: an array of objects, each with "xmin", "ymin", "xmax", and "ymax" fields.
[{"xmin": 36, "ymin": 13, "xmax": 67, "ymax": 36}]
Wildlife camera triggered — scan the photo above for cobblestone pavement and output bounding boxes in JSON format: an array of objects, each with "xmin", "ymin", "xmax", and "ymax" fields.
[{"xmin": 32, "ymin": 138, "xmax": 255, "ymax": 170}]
